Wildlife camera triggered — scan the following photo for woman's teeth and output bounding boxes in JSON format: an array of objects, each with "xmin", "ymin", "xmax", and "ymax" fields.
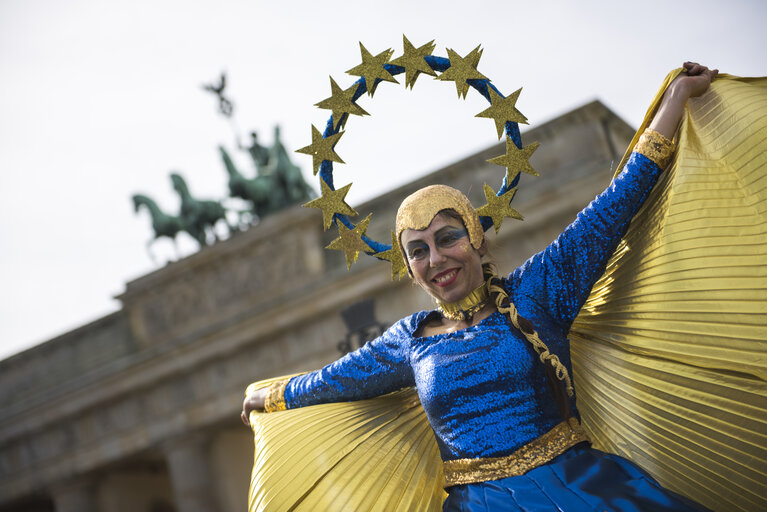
[{"xmin": 434, "ymin": 270, "xmax": 457, "ymax": 283}]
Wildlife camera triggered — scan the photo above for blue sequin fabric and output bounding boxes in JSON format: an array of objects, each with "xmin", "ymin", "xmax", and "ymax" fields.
[{"xmin": 286, "ymin": 152, "xmax": 663, "ymax": 462}]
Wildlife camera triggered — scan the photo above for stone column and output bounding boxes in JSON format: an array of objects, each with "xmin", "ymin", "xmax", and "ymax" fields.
[
  {"xmin": 163, "ymin": 433, "xmax": 219, "ymax": 512},
  {"xmin": 51, "ymin": 477, "xmax": 98, "ymax": 512}
]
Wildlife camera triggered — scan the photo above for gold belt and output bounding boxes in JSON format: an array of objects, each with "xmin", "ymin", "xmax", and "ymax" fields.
[{"xmin": 442, "ymin": 417, "xmax": 588, "ymax": 487}]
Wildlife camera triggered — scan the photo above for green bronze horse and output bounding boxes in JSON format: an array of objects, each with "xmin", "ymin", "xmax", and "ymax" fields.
[
  {"xmin": 132, "ymin": 194, "xmax": 184, "ymax": 261},
  {"xmin": 219, "ymin": 146, "xmax": 275, "ymax": 219},
  {"xmin": 170, "ymin": 173, "xmax": 232, "ymax": 246},
  {"xmin": 261, "ymin": 126, "xmax": 315, "ymax": 204}
]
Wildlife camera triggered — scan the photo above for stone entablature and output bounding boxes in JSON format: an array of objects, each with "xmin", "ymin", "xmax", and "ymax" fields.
[
  {"xmin": 0, "ymin": 101, "xmax": 633, "ymax": 511},
  {"xmin": 118, "ymin": 204, "xmax": 326, "ymax": 349},
  {"xmin": 0, "ymin": 314, "xmax": 138, "ymax": 417}
]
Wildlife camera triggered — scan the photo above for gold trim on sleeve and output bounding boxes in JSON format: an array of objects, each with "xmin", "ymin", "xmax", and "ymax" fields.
[
  {"xmin": 263, "ymin": 379, "xmax": 290, "ymax": 413},
  {"xmin": 634, "ymin": 128, "xmax": 676, "ymax": 168},
  {"xmin": 442, "ymin": 417, "xmax": 588, "ymax": 487}
]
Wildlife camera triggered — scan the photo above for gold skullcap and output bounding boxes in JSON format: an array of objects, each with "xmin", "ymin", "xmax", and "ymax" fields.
[{"xmin": 395, "ymin": 185, "xmax": 484, "ymax": 253}]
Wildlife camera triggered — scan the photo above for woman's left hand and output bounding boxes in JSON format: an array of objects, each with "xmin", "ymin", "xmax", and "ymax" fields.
[
  {"xmin": 650, "ymin": 61, "xmax": 719, "ymax": 139},
  {"xmin": 673, "ymin": 61, "xmax": 719, "ymax": 98}
]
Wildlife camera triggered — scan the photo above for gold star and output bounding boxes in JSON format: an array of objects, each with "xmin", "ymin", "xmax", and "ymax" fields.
[
  {"xmin": 476, "ymin": 87, "xmax": 528, "ymax": 139},
  {"xmin": 467, "ymin": 45, "xmax": 483, "ymax": 68},
  {"xmin": 315, "ymin": 76, "xmax": 369, "ymax": 129},
  {"xmin": 326, "ymin": 213, "xmax": 373, "ymax": 269},
  {"xmin": 437, "ymin": 45, "xmax": 487, "ymax": 99},
  {"xmin": 476, "ymin": 183, "xmax": 523, "ymax": 234},
  {"xmin": 295, "ymin": 125, "xmax": 345, "ymax": 175},
  {"xmin": 346, "ymin": 43, "xmax": 398, "ymax": 96},
  {"xmin": 487, "ymin": 139, "xmax": 540, "ymax": 179},
  {"xmin": 303, "ymin": 180, "xmax": 357, "ymax": 230},
  {"xmin": 389, "ymin": 35, "xmax": 436, "ymax": 89},
  {"xmin": 376, "ymin": 230, "xmax": 408, "ymax": 280}
]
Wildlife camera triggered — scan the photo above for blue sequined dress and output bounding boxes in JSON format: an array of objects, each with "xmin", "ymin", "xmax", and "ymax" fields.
[{"xmin": 283, "ymin": 152, "xmax": 708, "ymax": 511}]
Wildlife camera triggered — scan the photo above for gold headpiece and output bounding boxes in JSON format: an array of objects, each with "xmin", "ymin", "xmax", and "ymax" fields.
[{"xmin": 395, "ymin": 185, "xmax": 484, "ymax": 251}]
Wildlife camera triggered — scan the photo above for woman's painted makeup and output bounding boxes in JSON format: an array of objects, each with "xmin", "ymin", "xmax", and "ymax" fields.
[{"xmin": 405, "ymin": 227, "xmax": 468, "ymax": 262}]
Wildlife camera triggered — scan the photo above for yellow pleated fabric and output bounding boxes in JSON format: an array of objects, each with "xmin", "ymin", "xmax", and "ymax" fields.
[
  {"xmin": 247, "ymin": 377, "xmax": 446, "ymax": 512},
  {"xmin": 570, "ymin": 72, "xmax": 767, "ymax": 512},
  {"xmin": 247, "ymin": 73, "xmax": 767, "ymax": 512}
]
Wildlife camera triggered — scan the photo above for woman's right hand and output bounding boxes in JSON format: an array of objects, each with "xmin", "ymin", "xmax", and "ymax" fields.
[{"xmin": 241, "ymin": 387, "xmax": 268, "ymax": 426}]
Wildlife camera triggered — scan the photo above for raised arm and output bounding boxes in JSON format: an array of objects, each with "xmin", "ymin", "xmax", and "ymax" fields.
[
  {"xmin": 511, "ymin": 62, "xmax": 717, "ymax": 328},
  {"xmin": 242, "ymin": 315, "xmax": 419, "ymax": 425}
]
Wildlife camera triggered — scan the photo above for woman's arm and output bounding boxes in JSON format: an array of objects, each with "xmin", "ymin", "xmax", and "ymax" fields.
[
  {"xmin": 512, "ymin": 62, "xmax": 717, "ymax": 328},
  {"xmin": 242, "ymin": 315, "xmax": 418, "ymax": 426}
]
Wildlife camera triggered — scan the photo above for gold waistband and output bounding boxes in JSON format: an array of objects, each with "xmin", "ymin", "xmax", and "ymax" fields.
[{"xmin": 442, "ymin": 417, "xmax": 588, "ymax": 487}]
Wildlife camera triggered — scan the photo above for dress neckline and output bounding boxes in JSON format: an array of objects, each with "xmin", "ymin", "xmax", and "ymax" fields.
[{"xmin": 413, "ymin": 309, "xmax": 503, "ymax": 341}]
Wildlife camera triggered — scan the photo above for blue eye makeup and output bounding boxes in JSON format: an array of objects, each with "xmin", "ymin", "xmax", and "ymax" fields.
[
  {"xmin": 436, "ymin": 227, "xmax": 468, "ymax": 246},
  {"xmin": 406, "ymin": 242, "xmax": 428, "ymax": 260},
  {"xmin": 405, "ymin": 227, "xmax": 468, "ymax": 261}
]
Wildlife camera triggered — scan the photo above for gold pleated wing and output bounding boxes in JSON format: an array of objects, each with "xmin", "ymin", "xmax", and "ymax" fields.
[
  {"xmin": 246, "ymin": 377, "xmax": 446, "ymax": 512},
  {"xmin": 570, "ymin": 73, "xmax": 767, "ymax": 512}
]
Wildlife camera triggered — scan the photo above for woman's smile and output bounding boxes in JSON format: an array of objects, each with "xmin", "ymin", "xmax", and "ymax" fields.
[{"xmin": 431, "ymin": 268, "xmax": 460, "ymax": 287}]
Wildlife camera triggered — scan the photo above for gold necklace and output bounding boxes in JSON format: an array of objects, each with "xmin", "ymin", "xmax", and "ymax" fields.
[{"xmin": 437, "ymin": 282, "xmax": 490, "ymax": 322}]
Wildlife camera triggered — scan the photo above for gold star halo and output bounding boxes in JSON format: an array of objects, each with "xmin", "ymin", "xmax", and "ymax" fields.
[
  {"xmin": 437, "ymin": 45, "xmax": 487, "ymax": 99},
  {"xmin": 476, "ymin": 87, "xmax": 528, "ymax": 139},
  {"xmin": 315, "ymin": 76, "xmax": 369, "ymax": 129},
  {"xmin": 346, "ymin": 43, "xmax": 398, "ymax": 97},
  {"xmin": 487, "ymin": 138, "xmax": 540, "ymax": 179},
  {"xmin": 295, "ymin": 125, "xmax": 345, "ymax": 175},
  {"xmin": 303, "ymin": 180, "xmax": 358, "ymax": 230},
  {"xmin": 326, "ymin": 213, "xmax": 373, "ymax": 269},
  {"xmin": 389, "ymin": 35, "xmax": 437, "ymax": 89},
  {"xmin": 476, "ymin": 183, "xmax": 523, "ymax": 234},
  {"xmin": 375, "ymin": 230, "xmax": 408, "ymax": 280},
  {"xmin": 306, "ymin": 40, "xmax": 541, "ymax": 275}
]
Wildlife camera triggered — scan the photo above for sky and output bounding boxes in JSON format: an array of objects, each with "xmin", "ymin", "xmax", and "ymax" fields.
[{"xmin": 1, "ymin": 0, "xmax": 765, "ymax": 360}]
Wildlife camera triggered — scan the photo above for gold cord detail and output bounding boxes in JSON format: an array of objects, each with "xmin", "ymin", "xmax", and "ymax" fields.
[
  {"xmin": 264, "ymin": 379, "xmax": 290, "ymax": 413},
  {"xmin": 488, "ymin": 277, "xmax": 574, "ymax": 396},
  {"xmin": 437, "ymin": 282, "xmax": 490, "ymax": 321}
]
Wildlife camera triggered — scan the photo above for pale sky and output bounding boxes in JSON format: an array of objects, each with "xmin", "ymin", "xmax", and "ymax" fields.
[{"xmin": 1, "ymin": 0, "xmax": 765, "ymax": 360}]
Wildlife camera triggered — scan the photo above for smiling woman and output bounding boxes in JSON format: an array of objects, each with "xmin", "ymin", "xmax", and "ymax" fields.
[{"xmin": 238, "ymin": 60, "xmax": 765, "ymax": 512}]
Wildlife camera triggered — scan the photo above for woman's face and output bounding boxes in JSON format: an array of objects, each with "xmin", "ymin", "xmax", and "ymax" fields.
[{"xmin": 400, "ymin": 213, "xmax": 486, "ymax": 304}]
